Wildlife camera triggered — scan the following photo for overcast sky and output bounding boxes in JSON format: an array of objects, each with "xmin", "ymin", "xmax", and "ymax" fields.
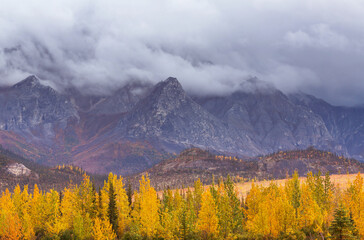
[{"xmin": 0, "ymin": 0, "xmax": 364, "ymax": 106}]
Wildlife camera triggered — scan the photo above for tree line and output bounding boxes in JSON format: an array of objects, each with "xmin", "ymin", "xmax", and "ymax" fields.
[{"xmin": 0, "ymin": 171, "xmax": 363, "ymax": 239}]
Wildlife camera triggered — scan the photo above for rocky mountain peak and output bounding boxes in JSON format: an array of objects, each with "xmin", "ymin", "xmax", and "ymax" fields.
[
  {"xmin": 153, "ymin": 77, "xmax": 184, "ymax": 97},
  {"xmin": 161, "ymin": 76, "xmax": 180, "ymax": 86},
  {"xmin": 238, "ymin": 77, "xmax": 276, "ymax": 94},
  {"xmin": 140, "ymin": 77, "xmax": 187, "ymax": 112},
  {"xmin": 0, "ymin": 75, "xmax": 79, "ymax": 133},
  {"xmin": 12, "ymin": 75, "xmax": 41, "ymax": 89}
]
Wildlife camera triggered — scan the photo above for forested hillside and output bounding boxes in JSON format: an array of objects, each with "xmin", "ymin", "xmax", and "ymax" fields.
[
  {"xmin": 0, "ymin": 145, "xmax": 104, "ymax": 192},
  {"xmin": 135, "ymin": 147, "xmax": 364, "ymax": 189}
]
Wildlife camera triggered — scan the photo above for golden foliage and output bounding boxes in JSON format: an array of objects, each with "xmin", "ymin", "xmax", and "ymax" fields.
[{"xmin": 0, "ymin": 171, "xmax": 362, "ymax": 239}]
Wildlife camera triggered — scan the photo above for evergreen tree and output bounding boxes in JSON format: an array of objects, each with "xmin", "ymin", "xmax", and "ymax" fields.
[
  {"xmin": 193, "ymin": 179, "xmax": 203, "ymax": 214},
  {"xmin": 210, "ymin": 175, "xmax": 218, "ymax": 200},
  {"xmin": 108, "ymin": 181, "xmax": 118, "ymax": 235},
  {"xmin": 314, "ymin": 171, "xmax": 325, "ymax": 207},
  {"xmin": 59, "ymin": 190, "xmax": 63, "ymax": 216},
  {"xmin": 127, "ymin": 178, "xmax": 133, "ymax": 207},
  {"xmin": 224, "ymin": 175, "xmax": 243, "ymax": 234},
  {"xmin": 183, "ymin": 189, "xmax": 198, "ymax": 239},
  {"xmin": 98, "ymin": 187, "xmax": 103, "ymax": 219},
  {"xmin": 91, "ymin": 181, "xmax": 97, "ymax": 219},
  {"xmin": 286, "ymin": 170, "xmax": 301, "ymax": 219},
  {"xmin": 180, "ymin": 202, "xmax": 188, "ymax": 240},
  {"xmin": 329, "ymin": 205, "xmax": 357, "ymax": 240}
]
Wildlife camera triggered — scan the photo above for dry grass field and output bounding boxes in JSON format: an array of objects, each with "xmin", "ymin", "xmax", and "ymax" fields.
[
  {"xmin": 234, "ymin": 173, "xmax": 363, "ymax": 198},
  {"xmin": 162, "ymin": 173, "xmax": 363, "ymax": 198}
]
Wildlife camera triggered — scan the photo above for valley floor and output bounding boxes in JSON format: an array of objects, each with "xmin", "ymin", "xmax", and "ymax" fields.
[
  {"xmin": 235, "ymin": 173, "xmax": 364, "ymax": 198},
  {"xmin": 163, "ymin": 173, "xmax": 364, "ymax": 198}
]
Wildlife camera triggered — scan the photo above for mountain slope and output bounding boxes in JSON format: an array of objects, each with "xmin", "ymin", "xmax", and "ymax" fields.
[
  {"xmin": 290, "ymin": 93, "xmax": 364, "ymax": 161},
  {"xmin": 117, "ymin": 77, "xmax": 259, "ymax": 155},
  {"xmin": 0, "ymin": 75, "xmax": 363, "ymax": 176},
  {"xmin": 194, "ymin": 80, "xmax": 341, "ymax": 156},
  {"xmin": 0, "ymin": 146, "xmax": 104, "ymax": 192},
  {"xmin": 89, "ymin": 82, "xmax": 152, "ymax": 115},
  {"xmin": 133, "ymin": 147, "xmax": 364, "ymax": 189},
  {"xmin": 0, "ymin": 76, "xmax": 78, "ymax": 134}
]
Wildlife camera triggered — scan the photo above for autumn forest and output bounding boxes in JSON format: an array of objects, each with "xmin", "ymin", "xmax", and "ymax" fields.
[{"xmin": 0, "ymin": 171, "xmax": 363, "ymax": 240}]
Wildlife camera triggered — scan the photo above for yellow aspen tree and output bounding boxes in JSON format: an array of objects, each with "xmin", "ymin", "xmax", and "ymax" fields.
[
  {"xmin": 60, "ymin": 187, "xmax": 77, "ymax": 230},
  {"xmin": 245, "ymin": 180, "xmax": 262, "ymax": 227},
  {"xmin": 73, "ymin": 211, "xmax": 93, "ymax": 239},
  {"xmin": 173, "ymin": 190, "xmax": 184, "ymax": 212},
  {"xmin": 160, "ymin": 190, "xmax": 183, "ymax": 239},
  {"xmin": 22, "ymin": 211, "xmax": 34, "ymax": 240},
  {"xmin": 92, "ymin": 217, "xmax": 117, "ymax": 240},
  {"xmin": 173, "ymin": 190, "xmax": 184, "ymax": 237},
  {"xmin": 160, "ymin": 207, "xmax": 179, "ymax": 240},
  {"xmin": 246, "ymin": 182, "xmax": 295, "ymax": 238},
  {"xmin": 197, "ymin": 190, "xmax": 219, "ymax": 239},
  {"xmin": 138, "ymin": 174, "xmax": 160, "ymax": 238},
  {"xmin": 130, "ymin": 189, "xmax": 142, "ymax": 236},
  {"xmin": 20, "ymin": 186, "xmax": 35, "ymax": 240},
  {"xmin": 114, "ymin": 175, "xmax": 131, "ymax": 236},
  {"xmin": 0, "ymin": 189, "xmax": 22, "ymax": 240},
  {"xmin": 71, "ymin": 182, "xmax": 93, "ymax": 239},
  {"xmin": 276, "ymin": 185, "xmax": 296, "ymax": 237},
  {"xmin": 344, "ymin": 173, "xmax": 364, "ymax": 237},
  {"xmin": 100, "ymin": 184, "xmax": 109, "ymax": 220},
  {"xmin": 60, "ymin": 179, "xmax": 93, "ymax": 239},
  {"xmin": 29, "ymin": 184, "xmax": 45, "ymax": 232},
  {"xmin": 298, "ymin": 183, "xmax": 324, "ymax": 235},
  {"xmin": 78, "ymin": 174, "xmax": 97, "ymax": 218},
  {"xmin": 44, "ymin": 189, "xmax": 65, "ymax": 235},
  {"xmin": 264, "ymin": 185, "xmax": 280, "ymax": 238},
  {"xmin": 246, "ymin": 182, "xmax": 277, "ymax": 238},
  {"xmin": 12, "ymin": 185, "xmax": 22, "ymax": 216}
]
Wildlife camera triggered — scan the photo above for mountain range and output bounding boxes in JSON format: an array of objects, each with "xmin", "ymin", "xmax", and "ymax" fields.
[{"xmin": 0, "ymin": 75, "xmax": 363, "ymax": 175}]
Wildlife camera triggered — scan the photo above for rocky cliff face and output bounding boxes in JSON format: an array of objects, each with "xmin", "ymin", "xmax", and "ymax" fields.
[
  {"xmin": 290, "ymin": 93, "xmax": 364, "ymax": 160},
  {"xmin": 6, "ymin": 163, "xmax": 32, "ymax": 177},
  {"xmin": 194, "ymin": 86, "xmax": 342, "ymax": 156},
  {"xmin": 90, "ymin": 82, "xmax": 152, "ymax": 115},
  {"xmin": 0, "ymin": 75, "xmax": 79, "ymax": 138},
  {"xmin": 116, "ymin": 77, "xmax": 257, "ymax": 154},
  {"xmin": 0, "ymin": 75, "xmax": 363, "ymax": 175}
]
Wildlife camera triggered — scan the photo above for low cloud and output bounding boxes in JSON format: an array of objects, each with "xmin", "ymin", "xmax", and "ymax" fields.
[{"xmin": 0, "ymin": 0, "xmax": 364, "ymax": 105}]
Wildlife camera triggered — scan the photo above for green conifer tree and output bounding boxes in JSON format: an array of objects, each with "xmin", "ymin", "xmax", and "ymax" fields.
[
  {"xmin": 224, "ymin": 175, "xmax": 243, "ymax": 234},
  {"xmin": 108, "ymin": 181, "xmax": 118, "ymax": 235},
  {"xmin": 127, "ymin": 178, "xmax": 133, "ymax": 207},
  {"xmin": 329, "ymin": 205, "xmax": 357, "ymax": 240}
]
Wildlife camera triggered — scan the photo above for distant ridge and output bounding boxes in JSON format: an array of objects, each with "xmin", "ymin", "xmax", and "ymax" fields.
[{"xmin": 132, "ymin": 147, "xmax": 364, "ymax": 189}]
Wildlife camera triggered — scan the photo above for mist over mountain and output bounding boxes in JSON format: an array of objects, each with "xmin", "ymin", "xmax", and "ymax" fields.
[
  {"xmin": 1, "ymin": 0, "xmax": 364, "ymax": 106},
  {"xmin": 0, "ymin": 75, "xmax": 363, "ymax": 176}
]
